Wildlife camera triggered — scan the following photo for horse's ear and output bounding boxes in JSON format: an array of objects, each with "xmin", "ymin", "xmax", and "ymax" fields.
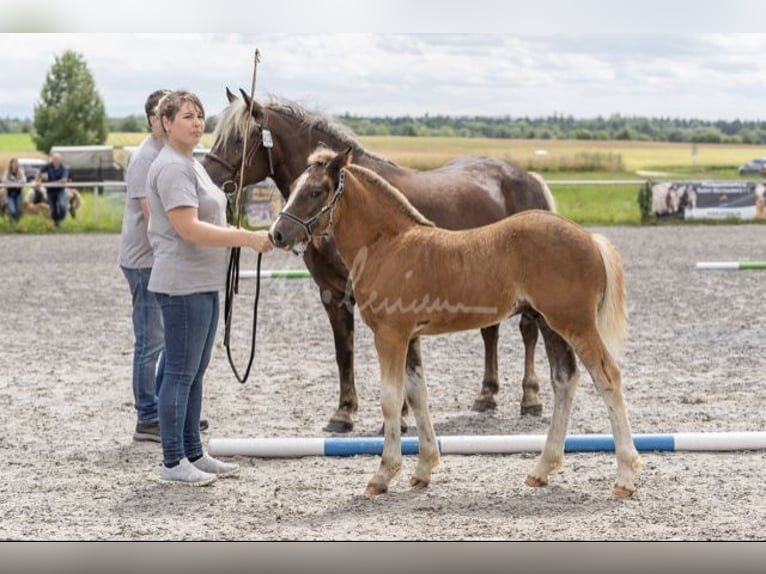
[
  {"xmin": 327, "ymin": 147, "xmax": 353, "ymax": 182},
  {"xmin": 226, "ymin": 87, "xmax": 237, "ymax": 103},
  {"xmin": 239, "ymin": 88, "xmax": 263, "ymax": 120},
  {"xmin": 239, "ymin": 88, "xmax": 251, "ymax": 108},
  {"xmin": 340, "ymin": 147, "xmax": 353, "ymax": 167}
]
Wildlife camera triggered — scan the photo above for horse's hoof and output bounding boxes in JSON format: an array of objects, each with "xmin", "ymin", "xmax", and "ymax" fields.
[
  {"xmin": 409, "ymin": 476, "xmax": 430, "ymax": 489},
  {"xmin": 520, "ymin": 404, "xmax": 543, "ymax": 417},
  {"xmin": 524, "ymin": 475, "xmax": 547, "ymax": 488},
  {"xmin": 364, "ymin": 483, "xmax": 387, "ymax": 497},
  {"xmin": 323, "ymin": 419, "xmax": 354, "ymax": 433},
  {"xmin": 612, "ymin": 485, "xmax": 635, "ymax": 498},
  {"xmin": 471, "ymin": 397, "xmax": 497, "ymax": 412}
]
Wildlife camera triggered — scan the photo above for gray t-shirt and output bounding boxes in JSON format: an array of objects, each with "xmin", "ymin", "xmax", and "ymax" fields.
[
  {"xmin": 146, "ymin": 146, "xmax": 229, "ymax": 296},
  {"xmin": 118, "ymin": 135, "xmax": 162, "ymax": 269}
]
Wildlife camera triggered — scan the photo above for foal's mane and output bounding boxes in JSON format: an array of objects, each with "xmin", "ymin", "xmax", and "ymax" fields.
[
  {"xmin": 308, "ymin": 149, "xmax": 434, "ymax": 228},
  {"xmin": 213, "ymin": 96, "xmax": 391, "ymax": 164}
]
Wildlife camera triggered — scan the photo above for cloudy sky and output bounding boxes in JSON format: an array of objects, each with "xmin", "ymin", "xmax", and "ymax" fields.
[{"xmin": 1, "ymin": 1, "xmax": 764, "ymax": 122}]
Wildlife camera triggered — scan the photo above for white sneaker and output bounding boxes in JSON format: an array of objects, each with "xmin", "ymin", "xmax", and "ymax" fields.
[
  {"xmin": 191, "ymin": 453, "xmax": 240, "ymax": 478},
  {"xmin": 160, "ymin": 458, "xmax": 217, "ymax": 486}
]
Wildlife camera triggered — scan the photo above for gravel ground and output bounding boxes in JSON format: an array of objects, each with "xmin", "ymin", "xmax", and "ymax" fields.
[{"xmin": 1, "ymin": 224, "xmax": 765, "ymax": 540}]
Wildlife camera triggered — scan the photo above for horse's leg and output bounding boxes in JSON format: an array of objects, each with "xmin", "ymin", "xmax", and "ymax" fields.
[
  {"xmin": 404, "ymin": 337, "xmax": 440, "ymax": 488},
  {"xmin": 377, "ymin": 340, "xmax": 414, "ymax": 435},
  {"xmin": 471, "ymin": 324, "xmax": 499, "ymax": 412},
  {"xmin": 519, "ymin": 314, "xmax": 543, "ymax": 416},
  {"xmin": 319, "ymin": 289, "xmax": 358, "ymax": 433},
  {"xmin": 365, "ymin": 328, "xmax": 409, "ymax": 497},
  {"xmin": 525, "ymin": 322, "xmax": 579, "ymax": 489},
  {"xmin": 574, "ymin": 330, "xmax": 642, "ymax": 497},
  {"xmin": 301, "ymin": 244, "xmax": 360, "ymax": 433}
]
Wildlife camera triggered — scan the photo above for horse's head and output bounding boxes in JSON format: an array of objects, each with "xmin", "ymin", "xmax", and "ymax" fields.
[
  {"xmin": 269, "ymin": 147, "xmax": 352, "ymax": 252},
  {"xmin": 203, "ymin": 88, "xmax": 272, "ymax": 195}
]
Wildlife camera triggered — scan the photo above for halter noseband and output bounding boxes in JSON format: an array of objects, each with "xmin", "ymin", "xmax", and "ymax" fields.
[{"xmin": 276, "ymin": 169, "xmax": 346, "ymax": 242}]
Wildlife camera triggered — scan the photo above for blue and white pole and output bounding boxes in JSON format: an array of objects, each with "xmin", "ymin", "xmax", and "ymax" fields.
[{"xmin": 208, "ymin": 432, "xmax": 766, "ymax": 458}]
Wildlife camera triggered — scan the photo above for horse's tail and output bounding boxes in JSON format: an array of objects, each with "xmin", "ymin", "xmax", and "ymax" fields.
[
  {"xmin": 591, "ymin": 233, "xmax": 627, "ymax": 361},
  {"xmin": 528, "ymin": 171, "xmax": 557, "ymax": 213}
]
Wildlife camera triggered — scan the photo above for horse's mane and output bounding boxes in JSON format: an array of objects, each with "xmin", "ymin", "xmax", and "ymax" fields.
[
  {"xmin": 213, "ymin": 96, "xmax": 391, "ymax": 164},
  {"xmin": 308, "ymin": 149, "xmax": 434, "ymax": 228}
]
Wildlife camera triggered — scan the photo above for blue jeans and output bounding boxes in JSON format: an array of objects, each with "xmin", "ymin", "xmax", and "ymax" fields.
[
  {"xmin": 5, "ymin": 188, "xmax": 23, "ymax": 221},
  {"xmin": 156, "ymin": 291, "xmax": 219, "ymax": 465},
  {"xmin": 121, "ymin": 266, "xmax": 164, "ymax": 423},
  {"xmin": 46, "ymin": 188, "xmax": 67, "ymax": 223}
]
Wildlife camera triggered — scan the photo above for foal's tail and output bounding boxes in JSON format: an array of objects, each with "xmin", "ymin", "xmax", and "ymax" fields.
[
  {"xmin": 528, "ymin": 171, "xmax": 557, "ymax": 213},
  {"xmin": 592, "ymin": 233, "xmax": 628, "ymax": 361}
]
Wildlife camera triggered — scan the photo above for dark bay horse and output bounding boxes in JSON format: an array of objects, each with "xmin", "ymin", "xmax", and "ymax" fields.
[
  {"xmin": 270, "ymin": 147, "xmax": 641, "ymax": 498},
  {"xmin": 203, "ymin": 89, "xmax": 557, "ymax": 432}
]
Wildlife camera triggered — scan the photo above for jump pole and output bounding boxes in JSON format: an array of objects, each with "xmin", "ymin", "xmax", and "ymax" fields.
[
  {"xmin": 208, "ymin": 431, "xmax": 766, "ymax": 458},
  {"xmin": 696, "ymin": 261, "xmax": 766, "ymax": 270},
  {"xmin": 239, "ymin": 269, "xmax": 311, "ymax": 279}
]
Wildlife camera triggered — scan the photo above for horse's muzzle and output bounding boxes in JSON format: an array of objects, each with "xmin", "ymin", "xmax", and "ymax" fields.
[{"xmin": 268, "ymin": 219, "xmax": 295, "ymax": 251}]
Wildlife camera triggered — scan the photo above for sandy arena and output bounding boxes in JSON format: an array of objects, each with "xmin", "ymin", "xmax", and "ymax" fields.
[{"xmin": 1, "ymin": 224, "xmax": 765, "ymax": 540}]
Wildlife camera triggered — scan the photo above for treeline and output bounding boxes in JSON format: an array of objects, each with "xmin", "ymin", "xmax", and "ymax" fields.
[
  {"xmin": 4, "ymin": 113, "xmax": 766, "ymax": 144},
  {"xmin": 0, "ymin": 115, "xmax": 217, "ymax": 134},
  {"xmin": 339, "ymin": 114, "xmax": 766, "ymax": 144}
]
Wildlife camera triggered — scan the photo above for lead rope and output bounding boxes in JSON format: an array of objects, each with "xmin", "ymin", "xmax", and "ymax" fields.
[{"xmin": 224, "ymin": 48, "xmax": 261, "ymax": 384}]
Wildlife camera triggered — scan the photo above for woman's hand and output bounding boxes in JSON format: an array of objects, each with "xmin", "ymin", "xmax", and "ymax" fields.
[{"xmin": 248, "ymin": 230, "xmax": 273, "ymax": 253}]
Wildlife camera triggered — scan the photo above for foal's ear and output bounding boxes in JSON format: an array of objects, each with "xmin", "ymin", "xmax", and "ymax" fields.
[
  {"xmin": 327, "ymin": 147, "xmax": 353, "ymax": 182},
  {"xmin": 226, "ymin": 87, "xmax": 237, "ymax": 103},
  {"xmin": 340, "ymin": 147, "xmax": 353, "ymax": 166}
]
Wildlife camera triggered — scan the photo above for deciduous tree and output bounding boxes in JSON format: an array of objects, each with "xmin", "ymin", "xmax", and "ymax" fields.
[{"xmin": 32, "ymin": 50, "xmax": 108, "ymax": 153}]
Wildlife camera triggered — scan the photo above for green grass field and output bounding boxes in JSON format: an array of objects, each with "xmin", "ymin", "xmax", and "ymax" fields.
[{"xmin": 2, "ymin": 132, "xmax": 764, "ymax": 233}]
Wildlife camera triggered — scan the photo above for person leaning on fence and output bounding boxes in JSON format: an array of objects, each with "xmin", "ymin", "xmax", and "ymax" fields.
[
  {"xmin": 147, "ymin": 90, "xmax": 273, "ymax": 486},
  {"xmin": 1, "ymin": 158, "xmax": 26, "ymax": 223},
  {"xmin": 118, "ymin": 89, "xmax": 212, "ymax": 444},
  {"xmin": 38, "ymin": 152, "xmax": 70, "ymax": 226}
]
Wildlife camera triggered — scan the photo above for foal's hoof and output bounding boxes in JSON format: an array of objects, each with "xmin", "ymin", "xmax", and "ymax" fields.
[
  {"xmin": 471, "ymin": 397, "xmax": 497, "ymax": 412},
  {"xmin": 323, "ymin": 419, "xmax": 354, "ymax": 433},
  {"xmin": 612, "ymin": 485, "xmax": 635, "ymax": 498},
  {"xmin": 364, "ymin": 483, "xmax": 388, "ymax": 498},
  {"xmin": 520, "ymin": 403, "xmax": 543, "ymax": 417},
  {"xmin": 409, "ymin": 476, "xmax": 430, "ymax": 489},
  {"xmin": 524, "ymin": 474, "xmax": 548, "ymax": 488}
]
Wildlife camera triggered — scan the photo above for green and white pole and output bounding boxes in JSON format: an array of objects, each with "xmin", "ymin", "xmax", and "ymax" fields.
[
  {"xmin": 696, "ymin": 261, "xmax": 766, "ymax": 270},
  {"xmin": 239, "ymin": 269, "xmax": 311, "ymax": 279}
]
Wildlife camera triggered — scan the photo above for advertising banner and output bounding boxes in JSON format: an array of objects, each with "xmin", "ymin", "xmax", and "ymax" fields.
[{"xmin": 652, "ymin": 181, "xmax": 765, "ymax": 220}]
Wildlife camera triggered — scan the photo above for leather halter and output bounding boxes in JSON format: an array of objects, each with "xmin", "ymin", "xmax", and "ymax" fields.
[
  {"xmin": 275, "ymin": 169, "xmax": 346, "ymax": 242},
  {"xmin": 205, "ymin": 120, "xmax": 275, "ymax": 194}
]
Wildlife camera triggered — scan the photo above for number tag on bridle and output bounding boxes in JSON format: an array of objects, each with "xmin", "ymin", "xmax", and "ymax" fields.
[{"xmin": 262, "ymin": 128, "xmax": 274, "ymax": 148}]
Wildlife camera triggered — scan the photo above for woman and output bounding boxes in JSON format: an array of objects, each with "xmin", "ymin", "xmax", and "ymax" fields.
[
  {"xmin": 2, "ymin": 158, "xmax": 26, "ymax": 222},
  {"xmin": 147, "ymin": 90, "xmax": 273, "ymax": 486}
]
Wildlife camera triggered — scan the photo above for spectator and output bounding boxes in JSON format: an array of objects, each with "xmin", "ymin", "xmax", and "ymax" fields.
[
  {"xmin": 39, "ymin": 152, "xmax": 70, "ymax": 226},
  {"xmin": 24, "ymin": 180, "xmax": 50, "ymax": 216},
  {"xmin": 147, "ymin": 90, "xmax": 272, "ymax": 485},
  {"xmin": 1, "ymin": 158, "xmax": 26, "ymax": 223},
  {"xmin": 119, "ymin": 89, "xmax": 212, "ymax": 443}
]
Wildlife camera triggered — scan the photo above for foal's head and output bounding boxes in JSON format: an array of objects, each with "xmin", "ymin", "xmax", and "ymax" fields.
[{"xmin": 269, "ymin": 147, "xmax": 352, "ymax": 251}]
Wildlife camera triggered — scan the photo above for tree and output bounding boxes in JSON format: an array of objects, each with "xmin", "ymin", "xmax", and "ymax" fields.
[
  {"xmin": 115, "ymin": 115, "xmax": 142, "ymax": 132},
  {"xmin": 32, "ymin": 50, "xmax": 108, "ymax": 153}
]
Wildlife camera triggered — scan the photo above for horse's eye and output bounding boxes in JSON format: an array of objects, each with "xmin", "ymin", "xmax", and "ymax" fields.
[{"xmin": 310, "ymin": 188, "xmax": 322, "ymax": 199}]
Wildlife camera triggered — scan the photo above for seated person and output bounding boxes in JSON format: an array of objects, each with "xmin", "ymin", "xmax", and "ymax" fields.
[
  {"xmin": 23, "ymin": 179, "xmax": 83, "ymax": 218},
  {"xmin": 24, "ymin": 181, "xmax": 51, "ymax": 216}
]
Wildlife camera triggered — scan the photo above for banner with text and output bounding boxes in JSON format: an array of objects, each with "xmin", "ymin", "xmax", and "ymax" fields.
[{"xmin": 652, "ymin": 181, "xmax": 765, "ymax": 220}]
